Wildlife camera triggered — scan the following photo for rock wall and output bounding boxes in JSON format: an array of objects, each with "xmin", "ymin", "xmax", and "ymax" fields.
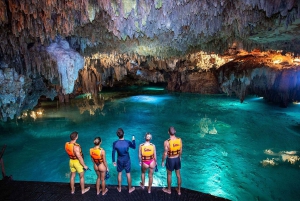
[
  {"xmin": 0, "ymin": 66, "xmax": 56, "ymax": 121},
  {"xmin": 1, "ymin": 0, "xmax": 300, "ymax": 121},
  {"xmin": 218, "ymin": 54, "xmax": 300, "ymax": 107},
  {"xmin": 75, "ymin": 51, "xmax": 226, "ymax": 94}
]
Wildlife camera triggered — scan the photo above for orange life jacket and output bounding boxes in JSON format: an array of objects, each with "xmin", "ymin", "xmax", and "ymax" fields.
[
  {"xmin": 65, "ymin": 142, "xmax": 83, "ymax": 159},
  {"xmin": 90, "ymin": 147, "xmax": 103, "ymax": 164},
  {"xmin": 168, "ymin": 138, "xmax": 181, "ymax": 157},
  {"xmin": 141, "ymin": 143, "xmax": 154, "ymax": 161}
]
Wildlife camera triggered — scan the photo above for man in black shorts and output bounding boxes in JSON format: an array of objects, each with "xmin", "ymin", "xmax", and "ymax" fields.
[{"xmin": 161, "ymin": 127, "xmax": 182, "ymax": 195}]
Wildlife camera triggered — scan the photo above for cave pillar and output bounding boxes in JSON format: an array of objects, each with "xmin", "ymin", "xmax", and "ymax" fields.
[
  {"xmin": 58, "ymin": 94, "xmax": 64, "ymax": 103},
  {"xmin": 64, "ymin": 94, "xmax": 70, "ymax": 103}
]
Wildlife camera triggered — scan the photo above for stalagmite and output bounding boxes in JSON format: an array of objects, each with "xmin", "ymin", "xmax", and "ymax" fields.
[{"xmin": 1, "ymin": 0, "xmax": 300, "ymax": 121}]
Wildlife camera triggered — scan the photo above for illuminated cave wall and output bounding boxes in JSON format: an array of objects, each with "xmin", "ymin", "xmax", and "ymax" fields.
[{"xmin": 1, "ymin": 0, "xmax": 300, "ymax": 121}]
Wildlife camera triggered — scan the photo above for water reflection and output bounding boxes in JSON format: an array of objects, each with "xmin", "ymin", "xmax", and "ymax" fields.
[
  {"xmin": 1, "ymin": 88, "xmax": 300, "ymax": 201},
  {"xmin": 75, "ymin": 94, "xmax": 105, "ymax": 115},
  {"xmin": 199, "ymin": 116, "xmax": 218, "ymax": 137}
]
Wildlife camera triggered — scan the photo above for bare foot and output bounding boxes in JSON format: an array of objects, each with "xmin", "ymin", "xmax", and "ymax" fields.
[
  {"xmin": 140, "ymin": 182, "xmax": 145, "ymax": 189},
  {"xmin": 71, "ymin": 187, "xmax": 75, "ymax": 194},
  {"xmin": 176, "ymin": 188, "xmax": 181, "ymax": 195},
  {"xmin": 96, "ymin": 189, "xmax": 102, "ymax": 195},
  {"xmin": 162, "ymin": 187, "xmax": 171, "ymax": 194},
  {"xmin": 82, "ymin": 187, "xmax": 90, "ymax": 194},
  {"xmin": 129, "ymin": 187, "xmax": 135, "ymax": 193},
  {"xmin": 102, "ymin": 188, "xmax": 108, "ymax": 195},
  {"xmin": 117, "ymin": 187, "xmax": 121, "ymax": 192}
]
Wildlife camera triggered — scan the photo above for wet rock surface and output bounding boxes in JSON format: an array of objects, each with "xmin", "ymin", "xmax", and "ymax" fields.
[{"xmin": 1, "ymin": 1, "xmax": 300, "ymax": 121}]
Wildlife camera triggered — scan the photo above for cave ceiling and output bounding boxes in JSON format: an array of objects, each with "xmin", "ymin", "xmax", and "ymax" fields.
[
  {"xmin": 1, "ymin": 0, "xmax": 300, "ymax": 58},
  {"xmin": 1, "ymin": 0, "xmax": 300, "ymax": 121}
]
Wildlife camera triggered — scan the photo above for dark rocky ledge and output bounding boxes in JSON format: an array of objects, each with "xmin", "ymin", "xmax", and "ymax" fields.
[{"xmin": 0, "ymin": 180, "xmax": 229, "ymax": 201}]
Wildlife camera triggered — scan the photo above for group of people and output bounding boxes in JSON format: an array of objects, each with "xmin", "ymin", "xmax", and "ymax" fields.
[{"xmin": 65, "ymin": 126, "xmax": 183, "ymax": 196}]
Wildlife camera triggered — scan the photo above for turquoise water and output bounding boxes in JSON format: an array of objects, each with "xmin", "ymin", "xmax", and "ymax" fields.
[{"xmin": 1, "ymin": 86, "xmax": 300, "ymax": 201}]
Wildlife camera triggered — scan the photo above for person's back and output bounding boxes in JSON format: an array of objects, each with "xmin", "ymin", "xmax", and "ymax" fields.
[
  {"xmin": 139, "ymin": 133, "xmax": 157, "ymax": 193},
  {"xmin": 161, "ymin": 127, "xmax": 182, "ymax": 195},
  {"xmin": 113, "ymin": 140, "xmax": 132, "ymax": 160},
  {"xmin": 112, "ymin": 128, "xmax": 136, "ymax": 193},
  {"xmin": 90, "ymin": 137, "xmax": 109, "ymax": 195},
  {"xmin": 65, "ymin": 131, "xmax": 90, "ymax": 194}
]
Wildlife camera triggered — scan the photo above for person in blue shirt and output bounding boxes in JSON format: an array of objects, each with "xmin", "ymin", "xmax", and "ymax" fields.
[{"xmin": 112, "ymin": 128, "xmax": 136, "ymax": 193}]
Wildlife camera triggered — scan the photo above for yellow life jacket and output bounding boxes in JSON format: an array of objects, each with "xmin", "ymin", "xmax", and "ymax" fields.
[
  {"xmin": 90, "ymin": 147, "xmax": 103, "ymax": 164},
  {"xmin": 65, "ymin": 142, "xmax": 83, "ymax": 159},
  {"xmin": 141, "ymin": 143, "xmax": 154, "ymax": 161},
  {"xmin": 168, "ymin": 138, "xmax": 181, "ymax": 157}
]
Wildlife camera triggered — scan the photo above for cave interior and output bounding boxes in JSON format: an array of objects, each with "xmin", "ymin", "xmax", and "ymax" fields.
[{"xmin": 1, "ymin": 0, "xmax": 300, "ymax": 121}]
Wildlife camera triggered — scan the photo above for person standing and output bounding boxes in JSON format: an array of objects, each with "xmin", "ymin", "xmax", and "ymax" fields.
[
  {"xmin": 65, "ymin": 131, "xmax": 90, "ymax": 194},
  {"xmin": 112, "ymin": 128, "xmax": 136, "ymax": 193},
  {"xmin": 139, "ymin": 132, "xmax": 157, "ymax": 193},
  {"xmin": 90, "ymin": 137, "xmax": 109, "ymax": 195},
  {"xmin": 161, "ymin": 127, "xmax": 182, "ymax": 195}
]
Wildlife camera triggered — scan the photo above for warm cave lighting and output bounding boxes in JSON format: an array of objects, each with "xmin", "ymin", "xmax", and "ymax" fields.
[
  {"xmin": 293, "ymin": 58, "xmax": 300, "ymax": 63},
  {"xmin": 30, "ymin": 111, "xmax": 37, "ymax": 120},
  {"xmin": 17, "ymin": 111, "xmax": 28, "ymax": 119},
  {"xmin": 273, "ymin": 59, "xmax": 281, "ymax": 64},
  {"xmin": 36, "ymin": 109, "xmax": 43, "ymax": 116},
  {"xmin": 22, "ymin": 111, "xmax": 27, "ymax": 118}
]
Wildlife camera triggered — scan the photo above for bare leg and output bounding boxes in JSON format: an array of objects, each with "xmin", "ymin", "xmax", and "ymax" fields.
[
  {"xmin": 167, "ymin": 170, "xmax": 172, "ymax": 191},
  {"xmin": 148, "ymin": 168, "xmax": 154, "ymax": 193},
  {"xmin": 140, "ymin": 165, "xmax": 146, "ymax": 188},
  {"xmin": 79, "ymin": 172, "xmax": 90, "ymax": 194},
  {"xmin": 126, "ymin": 172, "xmax": 135, "ymax": 193},
  {"xmin": 162, "ymin": 169, "xmax": 172, "ymax": 194},
  {"xmin": 141, "ymin": 172, "xmax": 145, "ymax": 186},
  {"xmin": 70, "ymin": 172, "xmax": 76, "ymax": 194},
  {"xmin": 100, "ymin": 171, "xmax": 108, "ymax": 195},
  {"xmin": 117, "ymin": 172, "xmax": 122, "ymax": 192},
  {"xmin": 175, "ymin": 169, "xmax": 181, "ymax": 195},
  {"xmin": 96, "ymin": 171, "xmax": 101, "ymax": 195}
]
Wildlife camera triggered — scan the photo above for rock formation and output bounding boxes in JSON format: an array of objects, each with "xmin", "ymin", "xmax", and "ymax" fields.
[
  {"xmin": 1, "ymin": 0, "xmax": 300, "ymax": 121},
  {"xmin": 218, "ymin": 51, "xmax": 300, "ymax": 107}
]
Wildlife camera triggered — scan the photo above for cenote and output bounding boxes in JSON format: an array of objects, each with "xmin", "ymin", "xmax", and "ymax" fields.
[{"xmin": 1, "ymin": 86, "xmax": 300, "ymax": 201}]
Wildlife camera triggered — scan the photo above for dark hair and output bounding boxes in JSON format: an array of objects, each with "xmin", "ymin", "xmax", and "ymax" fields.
[
  {"xmin": 116, "ymin": 128, "xmax": 124, "ymax": 139},
  {"xmin": 70, "ymin": 131, "xmax": 78, "ymax": 140},
  {"xmin": 94, "ymin": 137, "xmax": 101, "ymax": 145},
  {"xmin": 168, "ymin": 127, "xmax": 176, "ymax": 135}
]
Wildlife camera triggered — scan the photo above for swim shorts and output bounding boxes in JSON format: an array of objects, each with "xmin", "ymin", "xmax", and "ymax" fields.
[
  {"xmin": 69, "ymin": 159, "xmax": 84, "ymax": 173},
  {"xmin": 166, "ymin": 157, "xmax": 181, "ymax": 171},
  {"xmin": 117, "ymin": 159, "xmax": 131, "ymax": 173}
]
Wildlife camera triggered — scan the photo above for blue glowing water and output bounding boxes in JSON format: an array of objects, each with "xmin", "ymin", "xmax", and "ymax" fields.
[{"xmin": 1, "ymin": 87, "xmax": 300, "ymax": 201}]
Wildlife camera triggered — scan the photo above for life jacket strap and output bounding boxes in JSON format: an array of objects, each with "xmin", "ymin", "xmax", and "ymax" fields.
[
  {"xmin": 142, "ymin": 155, "xmax": 154, "ymax": 160},
  {"xmin": 167, "ymin": 150, "xmax": 180, "ymax": 157}
]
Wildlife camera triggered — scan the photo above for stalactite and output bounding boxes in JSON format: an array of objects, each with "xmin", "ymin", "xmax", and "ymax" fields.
[{"xmin": 0, "ymin": 0, "xmax": 300, "ymax": 120}]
